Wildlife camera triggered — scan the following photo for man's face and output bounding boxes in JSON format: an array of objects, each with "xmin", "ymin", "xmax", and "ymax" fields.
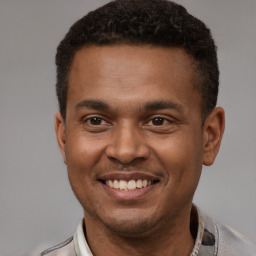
[{"xmin": 57, "ymin": 45, "xmax": 207, "ymax": 234}]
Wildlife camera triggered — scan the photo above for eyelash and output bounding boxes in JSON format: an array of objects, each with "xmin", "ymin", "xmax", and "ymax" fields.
[
  {"xmin": 82, "ymin": 115, "xmax": 175, "ymax": 127},
  {"xmin": 146, "ymin": 116, "xmax": 173, "ymax": 126},
  {"xmin": 82, "ymin": 116, "xmax": 110, "ymax": 126}
]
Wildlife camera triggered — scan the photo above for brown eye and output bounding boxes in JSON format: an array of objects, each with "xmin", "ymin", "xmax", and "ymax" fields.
[
  {"xmin": 152, "ymin": 117, "xmax": 165, "ymax": 125},
  {"xmin": 88, "ymin": 117, "xmax": 103, "ymax": 125}
]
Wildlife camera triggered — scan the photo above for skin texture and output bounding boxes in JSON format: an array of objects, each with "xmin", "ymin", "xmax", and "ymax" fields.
[{"xmin": 55, "ymin": 45, "xmax": 225, "ymax": 256}]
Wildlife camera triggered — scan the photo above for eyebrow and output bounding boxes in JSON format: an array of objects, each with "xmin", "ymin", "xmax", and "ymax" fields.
[
  {"xmin": 144, "ymin": 100, "xmax": 183, "ymax": 112},
  {"xmin": 75, "ymin": 99, "xmax": 183, "ymax": 112},
  {"xmin": 75, "ymin": 99, "xmax": 110, "ymax": 111}
]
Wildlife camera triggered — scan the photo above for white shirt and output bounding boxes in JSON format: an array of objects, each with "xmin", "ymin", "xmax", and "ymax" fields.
[{"xmin": 73, "ymin": 206, "xmax": 205, "ymax": 256}]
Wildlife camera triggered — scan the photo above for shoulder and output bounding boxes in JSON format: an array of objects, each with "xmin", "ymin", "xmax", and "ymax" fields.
[
  {"xmin": 216, "ymin": 221, "xmax": 256, "ymax": 256},
  {"xmin": 197, "ymin": 207, "xmax": 256, "ymax": 256},
  {"xmin": 40, "ymin": 237, "xmax": 76, "ymax": 256}
]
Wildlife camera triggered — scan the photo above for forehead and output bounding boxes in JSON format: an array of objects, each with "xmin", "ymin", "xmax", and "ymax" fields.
[
  {"xmin": 67, "ymin": 45, "xmax": 200, "ymax": 113},
  {"xmin": 70, "ymin": 45, "xmax": 195, "ymax": 79}
]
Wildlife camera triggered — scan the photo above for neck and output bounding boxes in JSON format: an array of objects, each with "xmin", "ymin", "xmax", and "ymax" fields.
[{"xmin": 83, "ymin": 208, "xmax": 195, "ymax": 256}]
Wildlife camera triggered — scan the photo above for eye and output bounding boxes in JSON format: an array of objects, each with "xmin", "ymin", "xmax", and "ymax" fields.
[
  {"xmin": 83, "ymin": 116, "xmax": 110, "ymax": 127},
  {"xmin": 88, "ymin": 117, "xmax": 104, "ymax": 125},
  {"xmin": 143, "ymin": 115, "xmax": 179, "ymax": 133},
  {"xmin": 151, "ymin": 117, "xmax": 166, "ymax": 126},
  {"xmin": 148, "ymin": 117, "xmax": 170, "ymax": 126}
]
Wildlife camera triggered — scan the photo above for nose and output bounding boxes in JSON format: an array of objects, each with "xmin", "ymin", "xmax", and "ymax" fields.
[{"xmin": 105, "ymin": 123, "xmax": 150, "ymax": 165}]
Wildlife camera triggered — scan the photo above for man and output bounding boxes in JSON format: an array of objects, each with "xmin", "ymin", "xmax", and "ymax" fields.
[{"xmin": 41, "ymin": 0, "xmax": 256, "ymax": 255}]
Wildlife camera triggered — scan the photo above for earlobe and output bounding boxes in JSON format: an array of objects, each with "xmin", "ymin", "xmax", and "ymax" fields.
[
  {"xmin": 203, "ymin": 107, "xmax": 225, "ymax": 166},
  {"xmin": 55, "ymin": 111, "xmax": 67, "ymax": 164}
]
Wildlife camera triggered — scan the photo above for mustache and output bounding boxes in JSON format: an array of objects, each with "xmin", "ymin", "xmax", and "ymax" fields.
[{"xmin": 93, "ymin": 162, "xmax": 166, "ymax": 179}]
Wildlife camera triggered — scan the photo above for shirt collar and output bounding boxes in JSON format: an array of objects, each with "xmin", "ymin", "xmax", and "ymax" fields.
[
  {"xmin": 74, "ymin": 219, "xmax": 93, "ymax": 256},
  {"xmin": 73, "ymin": 206, "xmax": 212, "ymax": 256},
  {"xmin": 190, "ymin": 205, "xmax": 205, "ymax": 256}
]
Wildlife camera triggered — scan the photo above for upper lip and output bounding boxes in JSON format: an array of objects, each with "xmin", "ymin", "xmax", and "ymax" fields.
[{"xmin": 98, "ymin": 172, "xmax": 160, "ymax": 182}]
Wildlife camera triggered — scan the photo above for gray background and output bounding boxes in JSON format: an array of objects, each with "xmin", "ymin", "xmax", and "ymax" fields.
[{"xmin": 0, "ymin": 0, "xmax": 255, "ymax": 255}]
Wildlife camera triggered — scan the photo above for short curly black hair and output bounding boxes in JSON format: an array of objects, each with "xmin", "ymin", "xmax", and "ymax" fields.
[{"xmin": 56, "ymin": 0, "xmax": 219, "ymax": 121}]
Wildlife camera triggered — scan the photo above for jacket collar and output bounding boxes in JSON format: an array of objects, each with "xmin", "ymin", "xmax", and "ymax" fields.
[{"xmin": 73, "ymin": 205, "xmax": 216, "ymax": 256}]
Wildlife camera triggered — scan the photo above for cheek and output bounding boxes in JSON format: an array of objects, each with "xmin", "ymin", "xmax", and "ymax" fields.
[
  {"xmin": 151, "ymin": 130, "xmax": 203, "ymax": 182},
  {"xmin": 65, "ymin": 133, "xmax": 107, "ymax": 183},
  {"xmin": 65, "ymin": 134, "xmax": 108, "ymax": 209}
]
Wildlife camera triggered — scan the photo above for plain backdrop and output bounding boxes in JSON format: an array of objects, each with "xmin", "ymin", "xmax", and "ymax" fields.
[{"xmin": 0, "ymin": 0, "xmax": 255, "ymax": 255}]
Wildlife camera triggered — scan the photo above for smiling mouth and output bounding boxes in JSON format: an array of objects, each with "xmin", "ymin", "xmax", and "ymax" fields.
[{"xmin": 100, "ymin": 179, "xmax": 159, "ymax": 191}]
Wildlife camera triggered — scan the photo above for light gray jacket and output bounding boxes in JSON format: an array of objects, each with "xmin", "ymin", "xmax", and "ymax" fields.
[{"xmin": 41, "ymin": 209, "xmax": 256, "ymax": 256}]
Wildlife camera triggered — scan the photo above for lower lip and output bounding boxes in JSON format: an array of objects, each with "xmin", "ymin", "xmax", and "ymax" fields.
[{"xmin": 101, "ymin": 182, "xmax": 157, "ymax": 200}]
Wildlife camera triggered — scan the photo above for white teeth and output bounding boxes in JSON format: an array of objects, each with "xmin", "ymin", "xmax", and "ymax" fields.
[
  {"xmin": 119, "ymin": 180, "xmax": 128, "ymax": 190},
  {"xmin": 142, "ymin": 179, "xmax": 148, "ymax": 188},
  {"xmin": 109, "ymin": 180, "xmax": 114, "ymax": 188},
  {"xmin": 113, "ymin": 180, "xmax": 119, "ymax": 189},
  {"xmin": 137, "ymin": 179, "xmax": 142, "ymax": 188},
  {"xmin": 104, "ymin": 179, "xmax": 154, "ymax": 191},
  {"xmin": 128, "ymin": 180, "xmax": 136, "ymax": 190}
]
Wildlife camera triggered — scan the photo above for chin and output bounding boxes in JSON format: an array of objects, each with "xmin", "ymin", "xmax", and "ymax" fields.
[{"xmin": 98, "ymin": 210, "xmax": 161, "ymax": 236}]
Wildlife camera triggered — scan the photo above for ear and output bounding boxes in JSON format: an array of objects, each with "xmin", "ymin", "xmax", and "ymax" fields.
[
  {"xmin": 55, "ymin": 111, "xmax": 67, "ymax": 164},
  {"xmin": 203, "ymin": 107, "xmax": 225, "ymax": 166}
]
